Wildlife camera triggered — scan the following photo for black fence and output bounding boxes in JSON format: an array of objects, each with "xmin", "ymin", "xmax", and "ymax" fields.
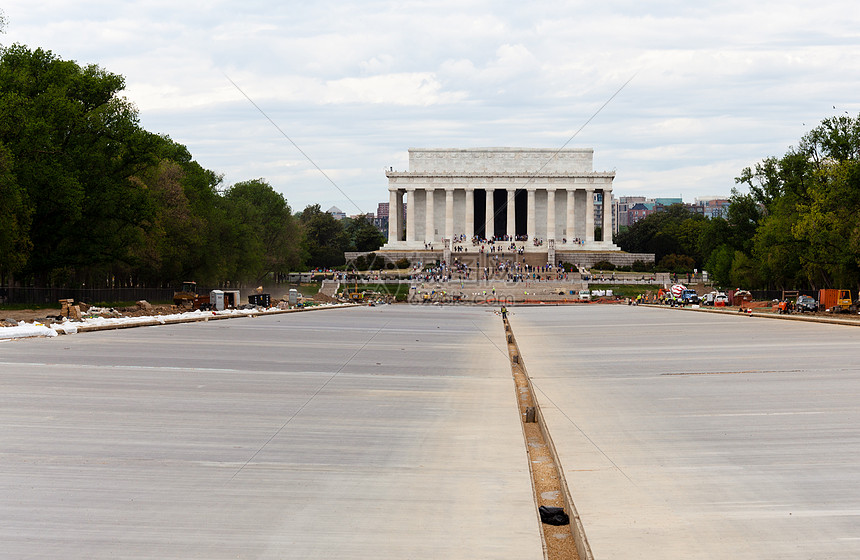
[
  {"xmin": 749, "ymin": 290, "xmax": 816, "ymax": 301},
  {"xmin": 0, "ymin": 286, "xmax": 176, "ymax": 306}
]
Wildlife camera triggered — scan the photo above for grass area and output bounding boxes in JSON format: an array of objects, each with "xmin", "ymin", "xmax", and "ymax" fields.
[
  {"xmin": 339, "ymin": 283, "xmax": 411, "ymax": 301},
  {"xmin": 589, "ymin": 284, "xmax": 661, "ymax": 299}
]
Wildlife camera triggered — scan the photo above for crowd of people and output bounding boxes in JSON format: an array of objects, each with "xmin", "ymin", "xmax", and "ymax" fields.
[
  {"xmin": 441, "ymin": 234, "xmax": 592, "ymax": 252},
  {"xmin": 405, "ymin": 257, "xmax": 574, "ymax": 283}
]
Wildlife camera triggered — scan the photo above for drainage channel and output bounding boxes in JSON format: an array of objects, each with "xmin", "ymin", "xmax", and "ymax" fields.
[{"xmin": 503, "ymin": 317, "xmax": 593, "ymax": 560}]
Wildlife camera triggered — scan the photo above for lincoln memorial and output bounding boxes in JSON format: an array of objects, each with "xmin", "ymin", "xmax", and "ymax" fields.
[{"xmin": 377, "ymin": 147, "xmax": 630, "ymax": 266}]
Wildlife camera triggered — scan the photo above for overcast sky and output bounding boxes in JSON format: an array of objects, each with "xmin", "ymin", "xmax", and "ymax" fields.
[{"xmin": 3, "ymin": 1, "xmax": 859, "ymax": 215}]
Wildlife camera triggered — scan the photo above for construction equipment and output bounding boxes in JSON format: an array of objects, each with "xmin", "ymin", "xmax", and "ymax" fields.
[
  {"xmin": 342, "ymin": 288, "xmax": 365, "ymax": 302},
  {"xmin": 173, "ymin": 281, "xmax": 211, "ymax": 310},
  {"xmin": 819, "ymin": 289, "xmax": 854, "ymax": 313}
]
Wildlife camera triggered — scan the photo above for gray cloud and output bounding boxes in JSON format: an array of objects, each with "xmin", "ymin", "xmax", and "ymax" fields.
[{"xmin": 4, "ymin": 0, "xmax": 860, "ymax": 213}]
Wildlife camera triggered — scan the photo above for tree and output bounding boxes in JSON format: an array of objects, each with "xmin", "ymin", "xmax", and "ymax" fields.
[
  {"xmin": 298, "ymin": 205, "xmax": 350, "ymax": 268},
  {"xmin": 0, "ymin": 141, "xmax": 31, "ymax": 278},
  {"xmin": 221, "ymin": 179, "xmax": 302, "ymax": 284},
  {"xmin": 733, "ymin": 114, "xmax": 860, "ymax": 290},
  {"xmin": 792, "ymin": 159, "xmax": 860, "ymax": 288},
  {"xmin": 0, "ymin": 44, "xmax": 158, "ymax": 284},
  {"xmin": 729, "ymin": 251, "xmax": 761, "ymax": 288},
  {"xmin": 615, "ymin": 204, "xmax": 706, "ymax": 266},
  {"xmin": 657, "ymin": 253, "xmax": 696, "ymax": 273},
  {"xmin": 344, "ymin": 216, "xmax": 385, "ymax": 252},
  {"xmin": 0, "ymin": 43, "xmax": 319, "ymax": 291},
  {"xmin": 704, "ymin": 245, "xmax": 734, "ymax": 286}
]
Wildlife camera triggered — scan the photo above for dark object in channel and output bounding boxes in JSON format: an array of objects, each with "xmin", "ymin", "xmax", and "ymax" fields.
[{"xmin": 539, "ymin": 505, "xmax": 570, "ymax": 525}]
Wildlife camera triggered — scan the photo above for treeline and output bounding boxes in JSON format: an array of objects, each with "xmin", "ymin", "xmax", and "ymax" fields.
[
  {"xmin": 0, "ymin": 44, "xmax": 383, "ymax": 289},
  {"xmin": 616, "ymin": 116, "xmax": 860, "ymax": 290}
]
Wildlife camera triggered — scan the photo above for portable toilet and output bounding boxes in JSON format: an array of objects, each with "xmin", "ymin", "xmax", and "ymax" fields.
[
  {"xmin": 210, "ymin": 290, "xmax": 225, "ymax": 311},
  {"xmin": 288, "ymin": 288, "xmax": 298, "ymax": 307}
]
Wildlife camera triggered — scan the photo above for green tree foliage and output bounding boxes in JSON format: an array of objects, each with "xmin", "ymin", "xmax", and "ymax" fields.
[
  {"xmin": 296, "ymin": 206, "xmax": 386, "ymax": 269},
  {"xmin": 657, "ymin": 253, "xmax": 696, "ymax": 273},
  {"xmin": 792, "ymin": 159, "xmax": 860, "ymax": 287},
  {"xmin": 344, "ymin": 215, "xmax": 386, "ymax": 253},
  {"xmin": 0, "ymin": 44, "xmax": 158, "ymax": 283},
  {"xmin": 735, "ymin": 114, "xmax": 860, "ymax": 289},
  {"xmin": 298, "ymin": 205, "xmax": 350, "ymax": 269},
  {"xmin": 622, "ymin": 114, "xmax": 860, "ymax": 290},
  {"xmin": 703, "ymin": 245, "xmax": 734, "ymax": 286},
  {"xmin": 0, "ymin": 45, "xmax": 313, "ymax": 288},
  {"xmin": 0, "ymin": 141, "xmax": 31, "ymax": 276},
  {"xmin": 221, "ymin": 179, "xmax": 301, "ymax": 284},
  {"xmin": 615, "ymin": 204, "xmax": 708, "ymax": 267}
]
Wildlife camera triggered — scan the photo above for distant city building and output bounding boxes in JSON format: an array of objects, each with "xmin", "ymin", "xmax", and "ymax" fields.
[
  {"xmin": 375, "ymin": 201, "xmax": 407, "ymax": 234},
  {"xmin": 612, "ymin": 196, "xmax": 730, "ymax": 231},
  {"xmin": 593, "ymin": 191, "xmax": 616, "ymax": 236},
  {"xmin": 377, "ymin": 202, "xmax": 390, "ymax": 219},
  {"xmin": 326, "ymin": 206, "xmax": 346, "ymax": 220},
  {"xmin": 612, "ymin": 196, "xmax": 646, "ymax": 232},
  {"xmin": 694, "ymin": 197, "xmax": 731, "ymax": 218},
  {"xmin": 626, "ymin": 202, "xmax": 651, "ymax": 226}
]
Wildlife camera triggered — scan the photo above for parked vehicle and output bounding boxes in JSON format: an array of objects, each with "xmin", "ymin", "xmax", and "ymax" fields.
[
  {"xmin": 701, "ymin": 292, "xmax": 717, "ymax": 306},
  {"xmin": 714, "ymin": 292, "xmax": 728, "ymax": 307},
  {"xmin": 795, "ymin": 295, "xmax": 818, "ymax": 312},
  {"xmin": 680, "ymin": 289, "xmax": 700, "ymax": 304}
]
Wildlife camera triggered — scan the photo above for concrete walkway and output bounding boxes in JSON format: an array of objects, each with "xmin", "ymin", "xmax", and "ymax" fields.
[
  {"xmin": 0, "ymin": 306, "xmax": 541, "ymax": 559},
  {"xmin": 511, "ymin": 304, "xmax": 860, "ymax": 559}
]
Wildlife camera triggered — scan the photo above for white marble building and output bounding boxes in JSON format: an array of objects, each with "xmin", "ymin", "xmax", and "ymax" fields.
[{"xmin": 382, "ymin": 148, "xmax": 618, "ymax": 251}]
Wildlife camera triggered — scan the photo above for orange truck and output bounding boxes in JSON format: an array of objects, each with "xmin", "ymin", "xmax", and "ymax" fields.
[{"xmin": 818, "ymin": 289, "xmax": 854, "ymax": 313}]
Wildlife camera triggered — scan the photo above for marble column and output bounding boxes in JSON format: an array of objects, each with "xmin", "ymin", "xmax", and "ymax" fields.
[
  {"xmin": 425, "ymin": 188, "xmax": 435, "ymax": 243},
  {"xmin": 396, "ymin": 189, "xmax": 405, "ymax": 241},
  {"xmin": 388, "ymin": 189, "xmax": 399, "ymax": 244},
  {"xmin": 566, "ymin": 188, "xmax": 576, "ymax": 243},
  {"xmin": 585, "ymin": 188, "xmax": 595, "ymax": 243},
  {"xmin": 546, "ymin": 188, "xmax": 556, "ymax": 241},
  {"xmin": 603, "ymin": 188, "xmax": 613, "ymax": 243},
  {"xmin": 485, "ymin": 188, "xmax": 494, "ymax": 239},
  {"xmin": 445, "ymin": 188, "xmax": 454, "ymax": 241},
  {"xmin": 527, "ymin": 188, "xmax": 536, "ymax": 241},
  {"xmin": 506, "ymin": 188, "xmax": 515, "ymax": 240},
  {"xmin": 465, "ymin": 188, "xmax": 474, "ymax": 239},
  {"xmin": 406, "ymin": 188, "xmax": 416, "ymax": 243}
]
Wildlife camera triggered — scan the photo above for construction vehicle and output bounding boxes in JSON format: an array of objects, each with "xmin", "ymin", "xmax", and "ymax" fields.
[
  {"xmin": 342, "ymin": 288, "xmax": 365, "ymax": 302},
  {"xmin": 819, "ymin": 289, "xmax": 854, "ymax": 313},
  {"xmin": 173, "ymin": 281, "xmax": 211, "ymax": 310},
  {"xmin": 680, "ymin": 289, "xmax": 700, "ymax": 305}
]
